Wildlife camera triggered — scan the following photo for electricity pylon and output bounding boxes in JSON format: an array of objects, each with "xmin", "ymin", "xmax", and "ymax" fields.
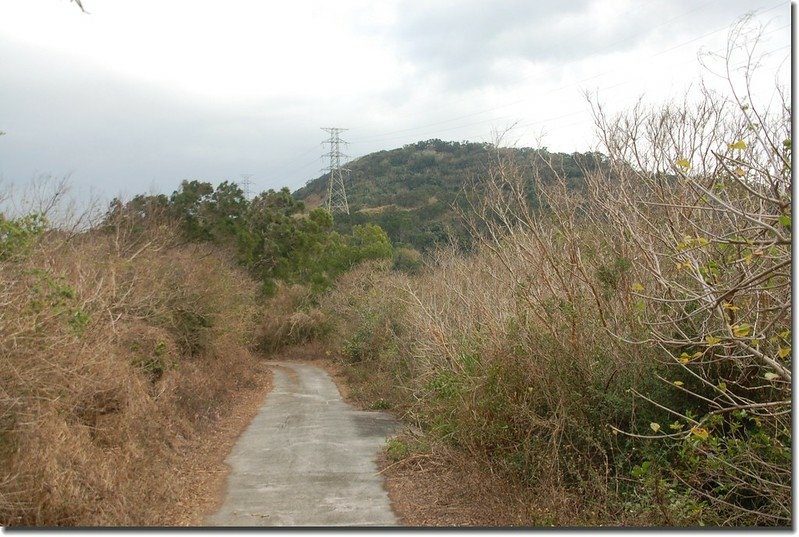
[
  {"xmin": 239, "ymin": 174, "xmax": 254, "ymax": 199},
  {"xmin": 321, "ymin": 127, "xmax": 350, "ymax": 215}
]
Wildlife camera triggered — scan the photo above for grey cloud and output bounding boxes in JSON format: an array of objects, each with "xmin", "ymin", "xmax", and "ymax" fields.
[
  {"xmin": 1, "ymin": 0, "xmax": 784, "ymax": 206},
  {"xmin": 387, "ymin": 0, "xmax": 778, "ymax": 91},
  {"xmin": 0, "ymin": 37, "xmax": 333, "ymax": 201},
  {"xmin": 391, "ymin": 0, "xmax": 614, "ymax": 88}
]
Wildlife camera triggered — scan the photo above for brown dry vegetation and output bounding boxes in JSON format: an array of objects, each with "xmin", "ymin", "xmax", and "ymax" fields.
[
  {"xmin": 319, "ymin": 27, "xmax": 791, "ymax": 528},
  {"xmin": 255, "ymin": 285, "xmax": 326, "ymax": 354},
  {"xmin": 0, "ymin": 213, "xmax": 267, "ymax": 526}
]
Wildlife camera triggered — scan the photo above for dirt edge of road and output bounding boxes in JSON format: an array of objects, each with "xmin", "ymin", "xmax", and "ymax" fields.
[
  {"xmin": 165, "ymin": 361, "xmax": 274, "ymax": 526},
  {"xmin": 375, "ymin": 441, "xmax": 548, "ymax": 527}
]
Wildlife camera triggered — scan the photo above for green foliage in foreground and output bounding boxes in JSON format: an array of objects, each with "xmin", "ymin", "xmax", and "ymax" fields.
[
  {"xmin": 0, "ymin": 213, "xmax": 47, "ymax": 260},
  {"xmin": 104, "ymin": 181, "xmax": 392, "ymax": 295}
]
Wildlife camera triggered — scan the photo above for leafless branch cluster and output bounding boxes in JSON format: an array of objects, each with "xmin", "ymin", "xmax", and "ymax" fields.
[{"xmin": 581, "ymin": 22, "xmax": 791, "ymax": 524}]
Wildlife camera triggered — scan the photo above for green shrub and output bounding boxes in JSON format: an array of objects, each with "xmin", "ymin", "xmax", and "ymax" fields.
[
  {"xmin": 0, "ymin": 213, "xmax": 46, "ymax": 260},
  {"xmin": 392, "ymin": 246, "xmax": 423, "ymax": 274}
]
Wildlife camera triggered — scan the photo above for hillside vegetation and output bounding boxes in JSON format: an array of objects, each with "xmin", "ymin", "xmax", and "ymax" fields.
[
  {"xmin": 0, "ymin": 208, "xmax": 262, "ymax": 525},
  {"xmin": 0, "ymin": 177, "xmax": 392, "ymax": 525},
  {"xmin": 317, "ymin": 49, "xmax": 791, "ymax": 525},
  {"xmin": 111, "ymin": 181, "xmax": 392, "ymax": 296},
  {"xmin": 294, "ymin": 140, "xmax": 606, "ymax": 253}
]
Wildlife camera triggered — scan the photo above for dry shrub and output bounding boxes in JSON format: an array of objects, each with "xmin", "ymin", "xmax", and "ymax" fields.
[
  {"xmin": 322, "ymin": 22, "xmax": 789, "ymax": 526},
  {"xmin": 256, "ymin": 284, "xmax": 327, "ymax": 353},
  {"xmin": 0, "ymin": 213, "xmax": 263, "ymax": 526},
  {"xmin": 320, "ymin": 150, "xmax": 656, "ymax": 520},
  {"xmin": 320, "ymin": 260, "xmax": 417, "ymax": 409}
]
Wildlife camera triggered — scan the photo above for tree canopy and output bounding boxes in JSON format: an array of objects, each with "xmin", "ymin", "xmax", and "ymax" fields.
[{"xmin": 105, "ymin": 180, "xmax": 392, "ymax": 295}]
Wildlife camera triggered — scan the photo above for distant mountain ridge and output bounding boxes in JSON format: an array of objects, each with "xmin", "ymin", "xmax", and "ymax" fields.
[{"xmin": 293, "ymin": 139, "xmax": 604, "ymax": 252}]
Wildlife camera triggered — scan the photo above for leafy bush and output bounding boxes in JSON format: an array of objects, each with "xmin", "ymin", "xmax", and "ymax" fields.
[
  {"xmin": 108, "ymin": 184, "xmax": 393, "ymax": 297},
  {"xmin": 0, "ymin": 213, "xmax": 46, "ymax": 260}
]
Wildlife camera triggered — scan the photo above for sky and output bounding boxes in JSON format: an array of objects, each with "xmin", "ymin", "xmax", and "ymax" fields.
[{"xmin": 0, "ymin": 0, "xmax": 792, "ymax": 204}]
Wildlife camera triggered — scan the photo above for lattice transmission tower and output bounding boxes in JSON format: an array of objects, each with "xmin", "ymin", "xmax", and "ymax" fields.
[
  {"xmin": 321, "ymin": 127, "xmax": 350, "ymax": 215},
  {"xmin": 239, "ymin": 174, "xmax": 254, "ymax": 199}
]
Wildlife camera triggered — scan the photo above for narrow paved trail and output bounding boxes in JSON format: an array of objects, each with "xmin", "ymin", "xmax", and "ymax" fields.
[{"xmin": 207, "ymin": 361, "xmax": 401, "ymax": 527}]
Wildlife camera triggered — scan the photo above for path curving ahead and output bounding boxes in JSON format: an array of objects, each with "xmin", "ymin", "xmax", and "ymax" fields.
[{"xmin": 207, "ymin": 361, "xmax": 401, "ymax": 527}]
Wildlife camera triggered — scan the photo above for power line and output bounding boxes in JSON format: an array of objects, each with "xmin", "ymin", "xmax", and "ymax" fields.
[
  {"xmin": 269, "ymin": 144, "xmax": 322, "ymax": 179},
  {"xmin": 274, "ymin": 5, "xmax": 787, "ymax": 185}
]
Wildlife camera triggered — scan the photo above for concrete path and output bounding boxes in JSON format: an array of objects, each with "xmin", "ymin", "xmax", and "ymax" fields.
[{"xmin": 207, "ymin": 361, "xmax": 401, "ymax": 527}]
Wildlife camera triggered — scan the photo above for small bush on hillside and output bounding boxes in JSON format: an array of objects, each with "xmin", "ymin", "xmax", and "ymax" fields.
[
  {"xmin": 392, "ymin": 246, "xmax": 423, "ymax": 274},
  {"xmin": 0, "ymin": 213, "xmax": 46, "ymax": 260}
]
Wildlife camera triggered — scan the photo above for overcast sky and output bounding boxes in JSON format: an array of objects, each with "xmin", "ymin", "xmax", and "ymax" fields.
[{"xmin": 0, "ymin": 0, "xmax": 791, "ymax": 203}]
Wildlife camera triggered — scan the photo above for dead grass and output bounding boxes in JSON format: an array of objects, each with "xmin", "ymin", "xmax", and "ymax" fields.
[
  {"xmin": 173, "ymin": 362, "xmax": 273, "ymax": 526},
  {"xmin": 317, "ymin": 174, "xmax": 657, "ymax": 525},
  {"xmin": 255, "ymin": 285, "xmax": 326, "ymax": 353},
  {"xmin": 0, "ymin": 222, "xmax": 267, "ymax": 526},
  {"xmin": 378, "ymin": 436, "xmax": 613, "ymax": 527}
]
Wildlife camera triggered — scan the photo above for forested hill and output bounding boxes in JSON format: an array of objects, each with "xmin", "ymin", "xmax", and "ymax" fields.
[{"xmin": 293, "ymin": 139, "xmax": 606, "ymax": 252}]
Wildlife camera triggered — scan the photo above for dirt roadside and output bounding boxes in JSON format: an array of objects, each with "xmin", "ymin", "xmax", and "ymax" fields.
[{"xmin": 162, "ymin": 361, "xmax": 274, "ymax": 526}]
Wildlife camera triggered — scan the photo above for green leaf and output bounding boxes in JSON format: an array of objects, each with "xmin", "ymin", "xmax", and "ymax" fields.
[
  {"xmin": 705, "ymin": 335, "xmax": 721, "ymax": 346},
  {"xmin": 631, "ymin": 460, "xmax": 652, "ymax": 478},
  {"xmin": 691, "ymin": 427, "xmax": 709, "ymax": 440},
  {"xmin": 778, "ymin": 214, "xmax": 791, "ymax": 228},
  {"xmin": 728, "ymin": 140, "xmax": 747, "ymax": 150},
  {"xmin": 777, "ymin": 346, "xmax": 791, "ymax": 359},
  {"xmin": 764, "ymin": 372, "xmax": 779, "ymax": 381},
  {"xmin": 732, "ymin": 323, "xmax": 751, "ymax": 338},
  {"xmin": 631, "ymin": 282, "xmax": 644, "ymax": 293}
]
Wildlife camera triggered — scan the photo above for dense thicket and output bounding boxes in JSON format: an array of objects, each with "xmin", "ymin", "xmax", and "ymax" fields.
[
  {"xmin": 106, "ymin": 182, "xmax": 392, "ymax": 295},
  {"xmin": 1, "ymin": 206, "xmax": 263, "ymax": 525},
  {"xmin": 0, "ymin": 174, "xmax": 392, "ymax": 525},
  {"xmin": 318, "ymin": 30, "xmax": 791, "ymax": 526}
]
